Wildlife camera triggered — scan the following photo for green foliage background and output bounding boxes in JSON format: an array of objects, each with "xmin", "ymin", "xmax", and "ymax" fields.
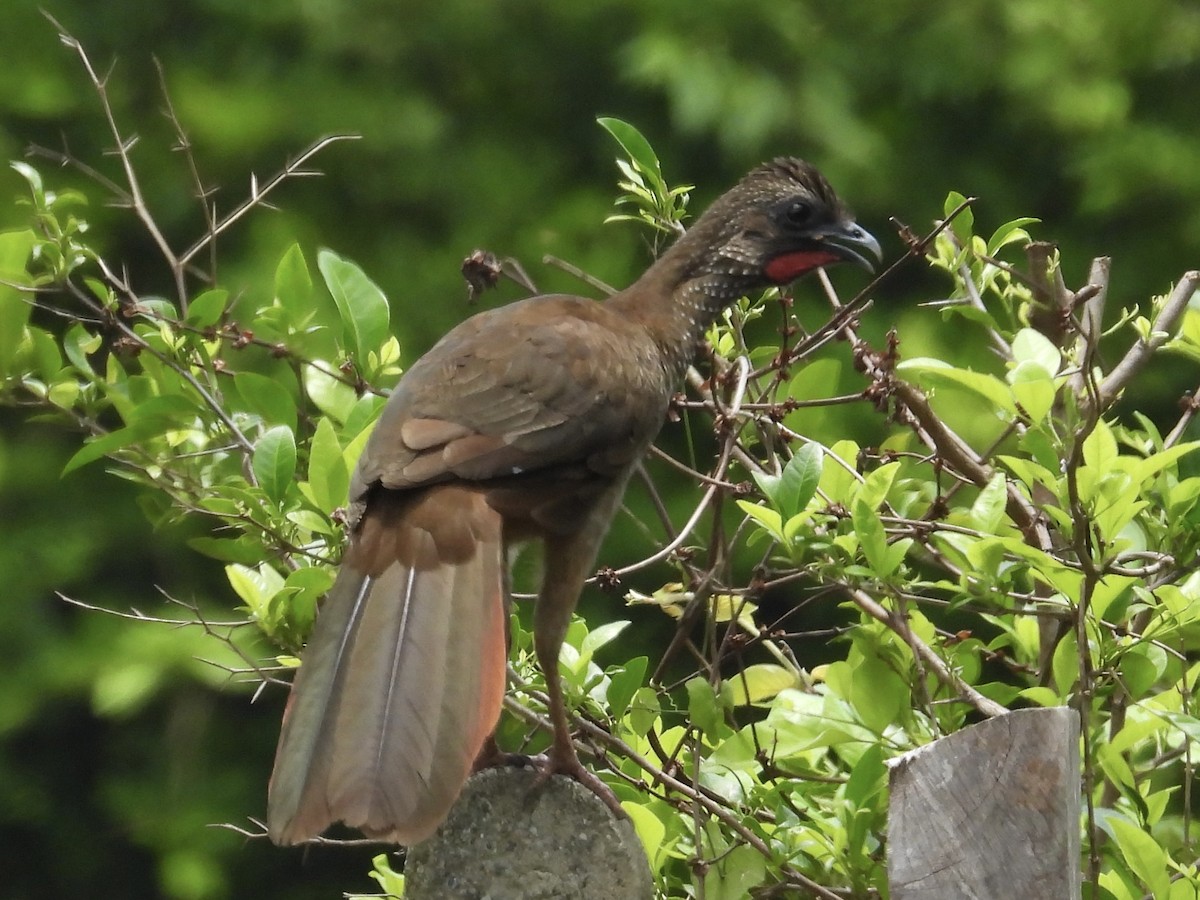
[{"xmin": 2, "ymin": 1, "xmax": 1200, "ymax": 898}]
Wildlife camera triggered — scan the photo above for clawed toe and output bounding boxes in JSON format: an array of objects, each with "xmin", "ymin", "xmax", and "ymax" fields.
[
  {"xmin": 474, "ymin": 741, "xmax": 625, "ymax": 818},
  {"xmin": 472, "ymin": 739, "xmax": 539, "ymax": 773},
  {"xmin": 531, "ymin": 747, "xmax": 626, "ymax": 818}
]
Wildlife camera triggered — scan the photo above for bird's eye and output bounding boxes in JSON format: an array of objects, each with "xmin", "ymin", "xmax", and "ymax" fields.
[{"xmin": 782, "ymin": 200, "xmax": 813, "ymax": 227}]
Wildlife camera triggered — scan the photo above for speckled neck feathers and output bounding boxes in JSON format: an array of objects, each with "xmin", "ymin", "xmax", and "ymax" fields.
[{"xmin": 605, "ymin": 157, "xmax": 850, "ymax": 378}]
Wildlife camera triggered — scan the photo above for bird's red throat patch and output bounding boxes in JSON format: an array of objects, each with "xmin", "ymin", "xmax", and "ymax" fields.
[{"xmin": 765, "ymin": 250, "xmax": 841, "ymax": 284}]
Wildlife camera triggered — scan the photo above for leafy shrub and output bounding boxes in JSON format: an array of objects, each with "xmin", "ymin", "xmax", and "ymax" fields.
[{"xmin": 5, "ymin": 29, "xmax": 1200, "ymax": 900}]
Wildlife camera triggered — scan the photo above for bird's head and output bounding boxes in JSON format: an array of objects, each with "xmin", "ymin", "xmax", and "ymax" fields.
[{"xmin": 688, "ymin": 157, "xmax": 881, "ymax": 286}]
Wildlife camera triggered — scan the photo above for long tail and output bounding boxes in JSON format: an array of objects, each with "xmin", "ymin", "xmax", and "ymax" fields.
[{"xmin": 267, "ymin": 486, "xmax": 508, "ymax": 845}]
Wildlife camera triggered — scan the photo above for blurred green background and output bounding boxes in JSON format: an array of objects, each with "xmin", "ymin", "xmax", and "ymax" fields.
[{"xmin": 2, "ymin": 1, "xmax": 1199, "ymax": 897}]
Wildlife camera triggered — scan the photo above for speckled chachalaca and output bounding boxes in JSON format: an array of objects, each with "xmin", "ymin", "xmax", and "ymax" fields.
[{"xmin": 267, "ymin": 158, "xmax": 880, "ymax": 845}]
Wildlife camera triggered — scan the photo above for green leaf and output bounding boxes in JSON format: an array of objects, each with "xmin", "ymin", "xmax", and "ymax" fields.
[
  {"xmin": 628, "ymin": 685, "xmax": 660, "ymax": 736},
  {"xmin": 62, "ymin": 394, "xmax": 196, "ymax": 474},
  {"xmin": 1099, "ymin": 715, "xmax": 1166, "ymax": 758},
  {"xmin": 708, "ymin": 593, "xmax": 757, "ymax": 630},
  {"xmin": 10, "ymin": 161, "xmax": 44, "ymax": 200},
  {"xmin": 287, "ymin": 508, "xmax": 335, "ymax": 536},
  {"xmin": 25, "ymin": 325, "xmax": 63, "ymax": 381},
  {"xmin": 1096, "ymin": 742, "xmax": 1137, "ymax": 792},
  {"xmin": 987, "ymin": 217, "xmax": 1040, "ymax": 255},
  {"xmin": 0, "ymin": 230, "xmax": 36, "ymax": 376},
  {"xmin": 317, "ymin": 249, "xmax": 390, "ymax": 360},
  {"xmin": 964, "ymin": 535, "xmax": 1006, "ymax": 576},
  {"xmin": 622, "ymin": 802, "xmax": 666, "ymax": 870},
  {"xmin": 969, "ymin": 472, "xmax": 1009, "ymax": 533},
  {"xmin": 897, "ymin": 358, "xmax": 1017, "ymax": 416},
  {"xmin": 1119, "ymin": 642, "xmax": 1166, "ymax": 699},
  {"xmin": 344, "ymin": 392, "xmax": 387, "ymax": 439},
  {"xmin": 724, "ymin": 663, "xmax": 799, "ymax": 706},
  {"xmin": 998, "ymin": 453, "xmax": 1059, "ymax": 496},
  {"xmin": 275, "ymin": 242, "xmax": 314, "ymax": 317},
  {"xmin": 1083, "ymin": 419, "xmax": 1118, "ymax": 472},
  {"xmin": 1133, "ymin": 441, "xmax": 1200, "ymax": 484},
  {"xmin": 579, "ymin": 619, "xmax": 630, "ymax": 667},
  {"xmin": 606, "ymin": 656, "xmax": 647, "ymax": 722},
  {"xmin": 853, "ymin": 498, "xmax": 891, "ymax": 575},
  {"xmin": 1169, "ymin": 879, "xmax": 1199, "ymax": 900},
  {"xmin": 763, "ymin": 442, "xmax": 822, "ymax": 519},
  {"xmin": 884, "ymin": 537, "xmax": 914, "ymax": 575},
  {"xmin": 62, "ymin": 322, "xmax": 101, "ymax": 377},
  {"xmin": 46, "ymin": 379, "xmax": 79, "ymax": 409},
  {"xmin": 704, "ymin": 843, "xmax": 767, "ymax": 900},
  {"xmin": 736, "ymin": 500, "xmax": 784, "ymax": 542},
  {"xmin": 944, "ymin": 190, "xmax": 974, "ymax": 244},
  {"xmin": 234, "ymin": 371, "xmax": 298, "ymax": 431},
  {"xmin": 1018, "ymin": 686, "xmax": 1061, "ymax": 707},
  {"xmin": 1091, "ymin": 575, "xmax": 1134, "ymax": 621},
  {"xmin": 253, "ymin": 425, "xmax": 297, "ymax": 503},
  {"xmin": 597, "ymin": 117, "xmax": 666, "ymax": 195},
  {"xmin": 1050, "ymin": 630, "xmax": 1078, "ymax": 698},
  {"xmin": 1009, "ymin": 361, "xmax": 1057, "ymax": 423},
  {"xmin": 845, "ymin": 742, "xmax": 887, "ymax": 808},
  {"xmin": 185, "ymin": 289, "xmax": 230, "ymax": 328},
  {"xmin": 819, "ymin": 439, "xmax": 862, "ymax": 505},
  {"xmin": 1108, "ymin": 816, "xmax": 1170, "ymax": 899},
  {"xmin": 304, "ymin": 362, "xmax": 358, "ymax": 423},
  {"xmin": 134, "ymin": 296, "xmax": 179, "ymax": 321},
  {"xmin": 226, "ymin": 562, "xmax": 286, "ymax": 620},
  {"xmin": 307, "ymin": 416, "xmax": 350, "ymax": 511},
  {"xmin": 686, "ymin": 677, "xmax": 723, "ymax": 741},
  {"xmin": 187, "ymin": 536, "xmax": 266, "ymax": 565},
  {"xmin": 1011, "ymin": 327, "xmax": 1062, "ymax": 375},
  {"xmin": 365, "ymin": 853, "xmax": 405, "ymax": 897},
  {"xmin": 280, "ymin": 566, "xmax": 333, "ymax": 637},
  {"xmin": 850, "ymin": 656, "xmax": 907, "ymax": 733},
  {"xmin": 858, "ymin": 461, "xmax": 901, "ymax": 511}
]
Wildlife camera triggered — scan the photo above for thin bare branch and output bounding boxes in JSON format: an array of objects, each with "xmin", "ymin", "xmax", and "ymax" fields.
[
  {"xmin": 177, "ymin": 134, "xmax": 361, "ymax": 269},
  {"xmin": 44, "ymin": 12, "xmax": 186, "ymax": 301},
  {"xmin": 1090, "ymin": 270, "xmax": 1200, "ymax": 415},
  {"xmin": 847, "ymin": 588, "xmax": 1009, "ymax": 718}
]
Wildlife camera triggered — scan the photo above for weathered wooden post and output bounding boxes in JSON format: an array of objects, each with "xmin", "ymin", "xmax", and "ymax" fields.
[
  {"xmin": 888, "ymin": 707, "xmax": 1080, "ymax": 899},
  {"xmin": 405, "ymin": 768, "xmax": 653, "ymax": 900}
]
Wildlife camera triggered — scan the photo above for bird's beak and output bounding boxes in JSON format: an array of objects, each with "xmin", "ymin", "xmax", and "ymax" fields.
[{"xmin": 812, "ymin": 221, "xmax": 883, "ymax": 273}]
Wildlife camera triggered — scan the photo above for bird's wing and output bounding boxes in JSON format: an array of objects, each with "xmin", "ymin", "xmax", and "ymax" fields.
[{"xmin": 352, "ymin": 294, "xmax": 671, "ymax": 499}]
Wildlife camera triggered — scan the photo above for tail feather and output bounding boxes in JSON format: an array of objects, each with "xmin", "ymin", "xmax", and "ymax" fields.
[{"xmin": 267, "ymin": 487, "xmax": 507, "ymax": 845}]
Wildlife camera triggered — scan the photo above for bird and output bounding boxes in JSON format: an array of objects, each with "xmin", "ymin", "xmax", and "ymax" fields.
[{"xmin": 266, "ymin": 157, "xmax": 881, "ymax": 846}]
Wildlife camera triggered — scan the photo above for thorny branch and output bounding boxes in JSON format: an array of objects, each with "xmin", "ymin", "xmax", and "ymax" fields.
[
  {"xmin": 43, "ymin": 12, "xmax": 187, "ymax": 302},
  {"xmin": 37, "ymin": 13, "xmax": 358, "ymax": 310}
]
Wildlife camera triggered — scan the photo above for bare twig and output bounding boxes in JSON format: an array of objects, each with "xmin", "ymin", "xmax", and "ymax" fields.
[
  {"xmin": 1090, "ymin": 271, "xmax": 1200, "ymax": 415},
  {"xmin": 1165, "ymin": 383, "xmax": 1200, "ymax": 448},
  {"xmin": 177, "ymin": 133, "xmax": 360, "ymax": 271},
  {"xmin": 154, "ymin": 56, "xmax": 220, "ymax": 281},
  {"xmin": 610, "ymin": 356, "xmax": 749, "ymax": 579},
  {"xmin": 542, "ymin": 254, "xmax": 616, "ymax": 296},
  {"xmin": 847, "ymin": 588, "xmax": 1008, "ymax": 718},
  {"xmin": 44, "ymin": 12, "xmax": 187, "ymax": 302}
]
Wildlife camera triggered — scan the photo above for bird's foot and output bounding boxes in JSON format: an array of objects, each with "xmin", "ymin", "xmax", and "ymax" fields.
[
  {"xmin": 472, "ymin": 737, "xmax": 537, "ymax": 773},
  {"xmin": 473, "ymin": 734, "xmax": 625, "ymax": 819},
  {"xmin": 529, "ymin": 744, "xmax": 626, "ymax": 819}
]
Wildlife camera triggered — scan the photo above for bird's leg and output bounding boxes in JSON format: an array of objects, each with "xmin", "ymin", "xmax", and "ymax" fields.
[{"xmin": 531, "ymin": 511, "xmax": 626, "ymax": 817}]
